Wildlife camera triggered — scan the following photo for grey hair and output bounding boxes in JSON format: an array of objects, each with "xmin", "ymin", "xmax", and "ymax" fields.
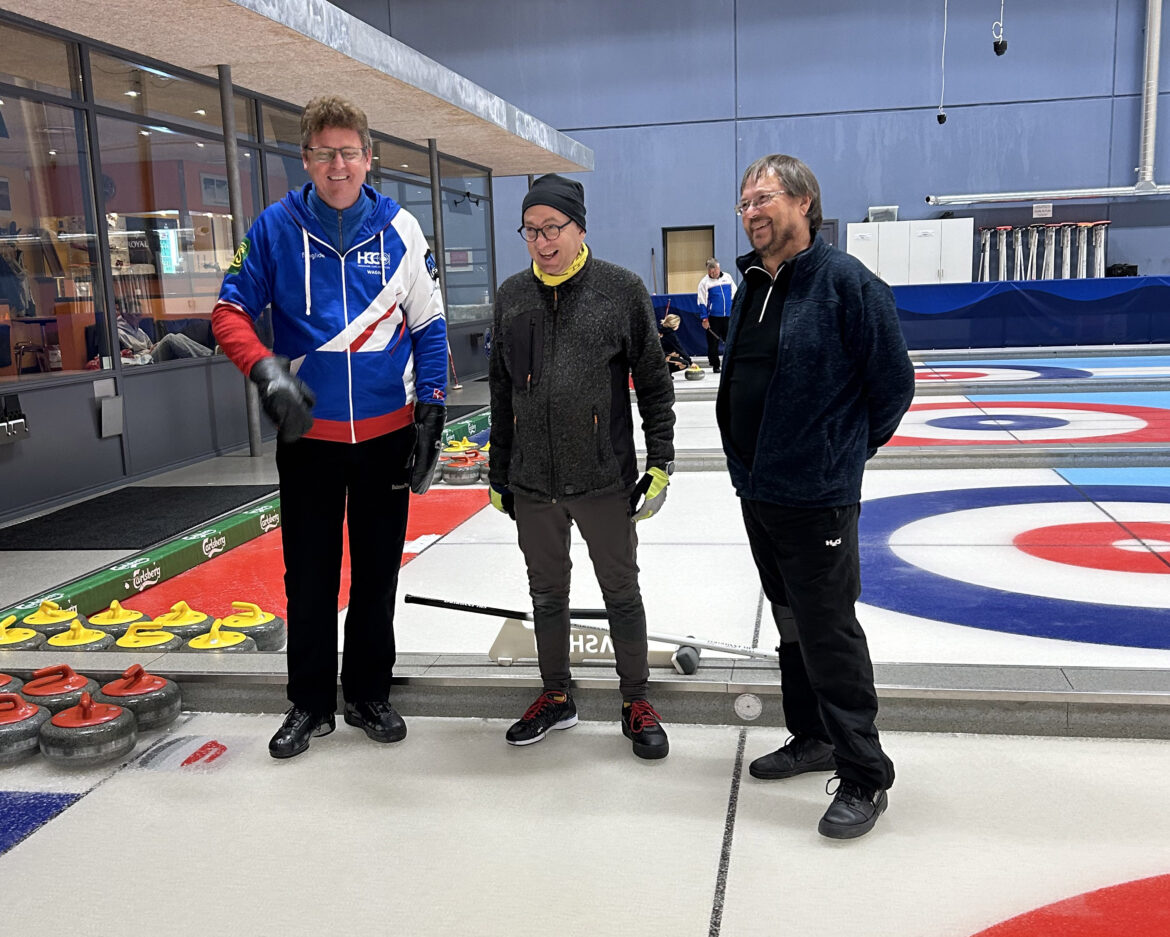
[
  {"xmin": 706, "ymin": 257, "xmax": 720, "ymax": 270},
  {"xmin": 739, "ymin": 154, "xmax": 822, "ymax": 237}
]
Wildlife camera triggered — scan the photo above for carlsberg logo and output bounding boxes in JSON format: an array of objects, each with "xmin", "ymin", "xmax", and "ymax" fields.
[
  {"xmin": 259, "ymin": 511, "xmax": 280, "ymax": 533},
  {"xmin": 132, "ymin": 566, "xmax": 162, "ymax": 590},
  {"xmin": 202, "ymin": 535, "xmax": 227, "ymax": 558}
]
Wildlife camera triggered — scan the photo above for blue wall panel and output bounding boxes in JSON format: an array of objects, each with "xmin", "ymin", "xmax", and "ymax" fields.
[
  {"xmin": 385, "ymin": 0, "xmax": 1170, "ymax": 283},
  {"xmin": 735, "ymin": 0, "xmax": 1119, "ymax": 117},
  {"xmin": 734, "ymin": 98, "xmax": 1115, "ymax": 249},
  {"xmin": 388, "ymin": 0, "xmax": 736, "ymax": 129}
]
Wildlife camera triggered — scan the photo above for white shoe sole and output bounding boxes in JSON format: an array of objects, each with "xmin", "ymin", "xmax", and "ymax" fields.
[{"xmin": 506, "ymin": 713, "xmax": 578, "ymax": 746}]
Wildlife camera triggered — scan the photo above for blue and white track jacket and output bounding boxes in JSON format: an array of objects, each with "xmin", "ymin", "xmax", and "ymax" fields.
[
  {"xmin": 697, "ymin": 272, "xmax": 736, "ymax": 317},
  {"xmin": 217, "ymin": 183, "xmax": 446, "ymax": 443}
]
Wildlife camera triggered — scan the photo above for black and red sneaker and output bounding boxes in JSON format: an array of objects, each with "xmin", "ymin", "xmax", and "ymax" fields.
[
  {"xmin": 621, "ymin": 699, "xmax": 669, "ymax": 760},
  {"xmin": 505, "ymin": 690, "xmax": 578, "ymax": 746}
]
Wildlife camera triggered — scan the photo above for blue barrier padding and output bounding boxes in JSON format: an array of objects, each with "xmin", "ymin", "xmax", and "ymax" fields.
[{"xmin": 893, "ymin": 277, "xmax": 1170, "ymax": 349}]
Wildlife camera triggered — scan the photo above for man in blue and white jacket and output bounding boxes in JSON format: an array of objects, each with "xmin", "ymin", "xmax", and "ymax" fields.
[
  {"xmin": 213, "ymin": 95, "xmax": 447, "ymax": 759},
  {"xmin": 696, "ymin": 257, "xmax": 735, "ymax": 372}
]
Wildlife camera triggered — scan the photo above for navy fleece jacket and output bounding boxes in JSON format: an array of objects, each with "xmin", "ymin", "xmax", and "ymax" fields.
[{"xmin": 715, "ymin": 237, "xmax": 914, "ymax": 507}]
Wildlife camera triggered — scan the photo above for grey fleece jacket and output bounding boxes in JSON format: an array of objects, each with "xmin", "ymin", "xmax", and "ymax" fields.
[{"xmin": 488, "ymin": 253, "xmax": 675, "ymax": 502}]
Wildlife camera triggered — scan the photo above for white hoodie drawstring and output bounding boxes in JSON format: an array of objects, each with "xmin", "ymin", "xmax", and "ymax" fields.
[
  {"xmin": 302, "ymin": 228, "xmax": 312, "ymax": 315},
  {"xmin": 379, "ymin": 231, "xmax": 386, "ymax": 285}
]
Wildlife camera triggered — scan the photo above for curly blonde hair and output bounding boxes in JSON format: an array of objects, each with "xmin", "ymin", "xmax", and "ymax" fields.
[{"xmin": 300, "ymin": 95, "xmax": 371, "ymax": 151}]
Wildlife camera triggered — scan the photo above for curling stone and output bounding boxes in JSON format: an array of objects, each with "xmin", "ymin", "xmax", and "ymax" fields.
[
  {"xmin": 219, "ymin": 601, "xmax": 286, "ymax": 652},
  {"xmin": 684, "ymin": 364, "xmax": 706, "ymax": 381},
  {"xmin": 97, "ymin": 664, "xmax": 181, "ymax": 730},
  {"xmin": 39, "ymin": 692, "xmax": 137, "ymax": 767},
  {"xmin": 87, "ymin": 600, "xmax": 150, "ymax": 638},
  {"xmin": 21, "ymin": 664, "xmax": 100, "ymax": 714},
  {"xmin": 181, "ymin": 619, "xmax": 257, "ymax": 653},
  {"xmin": 21, "ymin": 600, "xmax": 87, "ymax": 637},
  {"xmin": 442, "ymin": 436, "xmax": 480, "ymax": 456},
  {"xmin": 0, "ymin": 693, "xmax": 50, "ymax": 765},
  {"xmin": 441, "ymin": 456, "xmax": 481, "ymax": 485},
  {"xmin": 0, "ymin": 670, "xmax": 24, "ymax": 695},
  {"xmin": 0, "ymin": 614, "xmax": 46, "ymax": 652},
  {"xmin": 151, "ymin": 601, "xmax": 213, "ymax": 640},
  {"xmin": 46, "ymin": 620, "xmax": 115, "ymax": 652},
  {"xmin": 112, "ymin": 621, "xmax": 183, "ymax": 654}
]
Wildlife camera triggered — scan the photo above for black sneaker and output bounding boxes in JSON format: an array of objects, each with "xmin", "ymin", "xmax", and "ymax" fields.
[
  {"xmin": 622, "ymin": 699, "xmax": 669, "ymax": 760},
  {"xmin": 506, "ymin": 690, "xmax": 578, "ymax": 746},
  {"xmin": 269, "ymin": 707, "xmax": 335, "ymax": 759},
  {"xmin": 818, "ymin": 777, "xmax": 888, "ymax": 839},
  {"xmin": 344, "ymin": 701, "xmax": 407, "ymax": 743},
  {"xmin": 748, "ymin": 735, "xmax": 836, "ymax": 780}
]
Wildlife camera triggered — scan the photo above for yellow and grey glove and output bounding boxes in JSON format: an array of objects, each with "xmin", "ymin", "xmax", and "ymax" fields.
[
  {"xmin": 489, "ymin": 484, "xmax": 515, "ymax": 520},
  {"xmin": 630, "ymin": 464, "xmax": 672, "ymax": 522}
]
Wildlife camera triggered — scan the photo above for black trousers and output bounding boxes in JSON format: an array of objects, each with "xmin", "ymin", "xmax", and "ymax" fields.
[
  {"xmin": 705, "ymin": 316, "xmax": 729, "ymax": 370},
  {"xmin": 741, "ymin": 499, "xmax": 894, "ymax": 791},
  {"xmin": 276, "ymin": 428, "xmax": 413, "ymax": 713},
  {"xmin": 514, "ymin": 490, "xmax": 650, "ymax": 701}
]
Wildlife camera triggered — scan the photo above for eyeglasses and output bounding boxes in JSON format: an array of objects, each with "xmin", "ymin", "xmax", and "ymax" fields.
[
  {"xmin": 304, "ymin": 145, "xmax": 367, "ymax": 164},
  {"xmin": 734, "ymin": 190, "xmax": 787, "ymax": 215},
  {"xmin": 517, "ymin": 220, "xmax": 575, "ymax": 242}
]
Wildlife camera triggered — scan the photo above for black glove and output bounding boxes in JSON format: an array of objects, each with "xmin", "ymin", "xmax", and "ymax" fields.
[
  {"xmin": 409, "ymin": 402, "xmax": 446, "ymax": 494},
  {"xmin": 249, "ymin": 355, "xmax": 315, "ymax": 443}
]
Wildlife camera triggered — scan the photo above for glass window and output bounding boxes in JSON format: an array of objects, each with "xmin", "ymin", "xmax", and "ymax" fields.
[
  {"xmin": 260, "ymin": 103, "xmax": 302, "ymax": 152},
  {"xmin": 265, "ymin": 152, "xmax": 309, "ymax": 206},
  {"xmin": 440, "ymin": 157, "xmax": 488, "ymax": 197},
  {"xmin": 374, "ymin": 176, "xmax": 434, "ymax": 240},
  {"xmin": 373, "ymin": 138, "xmax": 428, "ymax": 185},
  {"xmin": 89, "ymin": 52, "xmax": 255, "ymax": 140},
  {"xmin": 95, "ymin": 115, "xmax": 260, "ymax": 365},
  {"xmin": 441, "ymin": 188, "xmax": 493, "ymax": 323},
  {"xmin": 0, "ymin": 97, "xmax": 107, "ymax": 380},
  {"xmin": 0, "ymin": 22, "xmax": 79, "ymax": 98}
]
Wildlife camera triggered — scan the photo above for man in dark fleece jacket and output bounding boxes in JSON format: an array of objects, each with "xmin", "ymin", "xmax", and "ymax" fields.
[
  {"xmin": 717, "ymin": 154, "xmax": 914, "ymax": 840},
  {"xmin": 488, "ymin": 173, "xmax": 676, "ymax": 760}
]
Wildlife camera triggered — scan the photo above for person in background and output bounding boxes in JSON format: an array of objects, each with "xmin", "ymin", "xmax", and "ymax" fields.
[
  {"xmin": 116, "ymin": 302, "xmax": 212, "ymax": 363},
  {"xmin": 487, "ymin": 173, "xmax": 676, "ymax": 760},
  {"xmin": 717, "ymin": 154, "xmax": 914, "ymax": 838},
  {"xmin": 658, "ymin": 312, "xmax": 691, "ymax": 372},
  {"xmin": 696, "ymin": 257, "xmax": 735, "ymax": 373},
  {"xmin": 212, "ymin": 94, "xmax": 447, "ymax": 760}
]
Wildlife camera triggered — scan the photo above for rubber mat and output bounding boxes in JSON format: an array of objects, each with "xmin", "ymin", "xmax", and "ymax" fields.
[{"xmin": 0, "ymin": 485, "xmax": 277, "ymax": 551}]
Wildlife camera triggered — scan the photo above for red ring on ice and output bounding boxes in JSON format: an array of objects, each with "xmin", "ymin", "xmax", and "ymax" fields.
[{"xmin": 1013, "ymin": 522, "xmax": 1170, "ymax": 574}]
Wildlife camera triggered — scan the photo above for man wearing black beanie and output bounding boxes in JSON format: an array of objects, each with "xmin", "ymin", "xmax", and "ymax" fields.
[{"xmin": 488, "ymin": 173, "xmax": 677, "ymax": 760}]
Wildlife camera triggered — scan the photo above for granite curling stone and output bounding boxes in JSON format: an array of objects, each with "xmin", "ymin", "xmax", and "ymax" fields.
[
  {"xmin": 21, "ymin": 664, "xmax": 100, "ymax": 714},
  {"xmin": 87, "ymin": 600, "xmax": 151, "ymax": 638},
  {"xmin": 219, "ymin": 601, "xmax": 286, "ymax": 652},
  {"xmin": 441, "ymin": 456, "xmax": 481, "ymax": 485},
  {"xmin": 97, "ymin": 664, "xmax": 181, "ymax": 730},
  {"xmin": 46, "ymin": 620, "xmax": 115, "ymax": 652},
  {"xmin": 0, "ymin": 615, "xmax": 46, "ymax": 652},
  {"xmin": 39, "ymin": 692, "xmax": 137, "ymax": 767},
  {"xmin": 151, "ymin": 601, "xmax": 213, "ymax": 640},
  {"xmin": 0, "ymin": 693, "xmax": 50, "ymax": 765},
  {"xmin": 181, "ymin": 619, "xmax": 257, "ymax": 653},
  {"xmin": 0, "ymin": 669, "xmax": 24, "ymax": 695},
  {"xmin": 112, "ymin": 622, "xmax": 183, "ymax": 654},
  {"xmin": 21, "ymin": 600, "xmax": 88, "ymax": 637}
]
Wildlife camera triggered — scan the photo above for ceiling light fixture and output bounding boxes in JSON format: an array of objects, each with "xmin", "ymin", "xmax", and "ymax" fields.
[{"xmin": 124, "ymin": 90, "xmax": 140, "ymax": 97}]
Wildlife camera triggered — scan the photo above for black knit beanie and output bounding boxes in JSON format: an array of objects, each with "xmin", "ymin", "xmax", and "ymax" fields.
[{"xmin": 522, "ymin": 174, "xmax": 586, "ymax": 232}]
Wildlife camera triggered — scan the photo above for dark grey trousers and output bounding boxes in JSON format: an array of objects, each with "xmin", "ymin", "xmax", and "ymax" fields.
[{"xmin": 514, "ymin": 490, "xmax": 650, "ymax": 701}]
